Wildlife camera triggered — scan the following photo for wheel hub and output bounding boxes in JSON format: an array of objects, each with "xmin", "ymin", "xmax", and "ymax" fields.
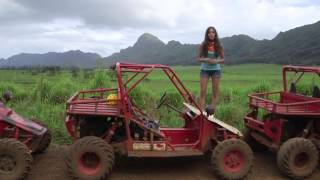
[
  {"xmin": 78, "ymin": 152, "xmax": 102, "ymax": 176},
  {"xmin": 0, "ymin": 154, "xmax": 16, "ymax": 172},
  {"xmin": 294, "ymin": 152, "xmax": 309, "ymax": 169},
  {"xmin": 224, "ymin": 150, "xmax": 245, "ymax": 172}
]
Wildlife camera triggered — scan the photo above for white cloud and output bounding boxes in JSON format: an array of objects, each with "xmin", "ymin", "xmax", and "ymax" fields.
[{"xmin": 0, "ymin": 0, "xmax": 319, "ymax": 58}]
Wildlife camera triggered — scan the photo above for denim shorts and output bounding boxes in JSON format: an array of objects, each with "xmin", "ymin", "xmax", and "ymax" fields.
[{"xmin": 200, "ymin": 69, "xmax": 221, "ymax": 78}]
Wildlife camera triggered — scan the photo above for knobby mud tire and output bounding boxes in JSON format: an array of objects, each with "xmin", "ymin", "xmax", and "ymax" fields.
[
  {"xmin": 0, "ymin": 138, "xmax": 33, "ymax": 180},
  {"xmin": 211, "ymin": 139, "xmax": 253, "ymax": 180},
  {"xmin": 66, "ymin": 136, "xmax": 115, "ymax": 180},
  {"xmin": 277, "ymin": 138, "xmax": 319, "ymax": 179}
]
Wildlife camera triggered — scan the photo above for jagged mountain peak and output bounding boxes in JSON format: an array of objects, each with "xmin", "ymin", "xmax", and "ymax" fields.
[
  {"xmin": 134, "ymin": 33, "xmax": 165, "ymax": 48},
  {"xmin": 167, "ymin": 40, "xmax": 182, "ymax": 46}
]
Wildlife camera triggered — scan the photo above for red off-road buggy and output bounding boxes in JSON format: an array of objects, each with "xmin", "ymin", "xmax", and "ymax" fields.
[
  {"xmin": 65, "ymin": 63, "xmax": 253, "ymax": 180},
  {"xmin": 0, "ymin": 91, "xmax": 52, "ymax": 180},
  {"xmin": 244, "ymin": 65, "xmax": 320, "ymax": 179}
]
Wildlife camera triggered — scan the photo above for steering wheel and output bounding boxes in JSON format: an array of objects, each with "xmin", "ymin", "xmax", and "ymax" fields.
[{"xmin": 156, "ymin": 92, "xmax": 167, "ymax": 109}]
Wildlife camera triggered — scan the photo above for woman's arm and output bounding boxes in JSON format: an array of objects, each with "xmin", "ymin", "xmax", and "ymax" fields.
[
  {"xmin": 197, "ymin": 57, "xmax": 211, "ymax": 62},
  {"xmin": 218, "ymin": 48, "xmax": 225, "ymax": 64},
  {"xmin": 216, "ymin": 58, "xmax": 225, "ymax": 64},
  {"xmin": 198, "ymin": 57, "xmax": 224, "ymax": 64},
  {"xmin": 206, "ymin": 59, "xmax": 222, "ymax": 64},
  {"xmin": 197, "ymin": 44, "xmax": 225, "ymax": 64},
  {"xmin": 205, "ymin": 48, "xmax": 225, "ymax": 64}
]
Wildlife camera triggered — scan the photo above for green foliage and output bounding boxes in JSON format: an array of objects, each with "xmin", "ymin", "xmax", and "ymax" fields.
[
  {"xmin": 296, "ymin": 82, "xmax": 313, "ymax": 96},
  {"xmin": 165, "ymin": 92, "xmax": 183, "ymax": 108},
  {"xmin": 249, "ymin": 80, "xmax": 272, "ymax": 93},
  {"xmin": 216, "ymin": 102, "xmax": 245, "ymax": 130},
  {"xmin": 48, "ymin": 79, "xmax": 78, "ymax": 104},
  {"xmin": 129, "ymin": 87, "xmax": 153, "ymax": 107},
  {"xmin": 0, "ymin": 82, "xmax": 28, "ymax": 101},
  {"xmin": 0, "ymin": 64, "xmax": 286, "ymax": 144},
  {"xmin": 31, "ymin": 77, "xmax": 53, "ymax": 102},
  {"xmin": 89, "ymin": 69, "xmax": 111, "ymax": 89},
  {"xmin": 158, "ymin": 108, "xmax": 184, "ymax": 128},
  {"xmin": 82, "ymin": 69, "xmax": 93, "ymax": 79},
  {"xmin": 12, "ymin": 100, "xmax": 70, "ymax": 144}
]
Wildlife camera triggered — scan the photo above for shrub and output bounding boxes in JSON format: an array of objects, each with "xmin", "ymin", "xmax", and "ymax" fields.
[
  {"xmin": 0, "ymin": 82, "xmax": 28, "ymax": 102},
  {"xmin": 31, "ymin": 78, "xmax": 53, "ymax": 103},
  {"xmin": 89, "ymin": 69, "xmax": 111, "ymax": 89},
  {"xmin": 296, "ymin": 82, "xmax": 313, "ymax": 96},
  {"xmin": 49, "ymin": 78, "xmax": 78, "ymax": 104},
  {"xmin": 129, "ymin": 87, "xmax": 153, "ymax": 107},
  {"xmin": 216, "ymin": 102, "xmax": 245, "ymax": 129},
  {"xmin": 249, "ymin": 80, "xmax": 271, "ymax": 93}
]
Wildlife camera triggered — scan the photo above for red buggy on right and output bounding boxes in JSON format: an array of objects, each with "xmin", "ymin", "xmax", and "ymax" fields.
[{"xmin": 244, "ymin": 65, "xmax": 320, "ymax": 179}]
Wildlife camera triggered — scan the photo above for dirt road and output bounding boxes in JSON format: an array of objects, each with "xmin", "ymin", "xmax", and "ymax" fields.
[{"xmin": 27, "ymin": 145, "xmax": 320, "ymax": 180}]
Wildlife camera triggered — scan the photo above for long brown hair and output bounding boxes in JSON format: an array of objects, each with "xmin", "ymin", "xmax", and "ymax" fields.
[{"xmin": 199, "ymin": 26, "xmax": 224, "ymax": 58}]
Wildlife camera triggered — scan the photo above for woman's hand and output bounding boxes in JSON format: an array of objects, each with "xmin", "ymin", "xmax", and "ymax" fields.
[
  {"xmin": 208, "ymin": 59, "xmax": 225, "ymax": 64},
  {"xmin": 208, "ymin": 58, "xmax": 225, "ymax": 64},
  {"xmin": 216, "ymin": 58, "xmax": 225, "ymax": 64},
  {"xmin": 197, "ymin": 57, "xmax": 224, "ymax": 64},
  {"xmin": 197, "ymin": 57, "xmax": 217, "ymax": 63},
  {"xmin": 197, "ymin": 57, "xmax": 211, "ymax": 62}
]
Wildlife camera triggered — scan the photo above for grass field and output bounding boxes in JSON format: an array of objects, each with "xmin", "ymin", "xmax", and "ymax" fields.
[{"xmin": 1, "ymin": 63, "xmax": 316, "ymax": 144}]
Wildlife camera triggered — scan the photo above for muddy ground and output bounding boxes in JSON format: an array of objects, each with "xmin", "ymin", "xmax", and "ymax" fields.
[{"xmin": 27, "ymin": 145, "xmax": 320, "ymax": 180}]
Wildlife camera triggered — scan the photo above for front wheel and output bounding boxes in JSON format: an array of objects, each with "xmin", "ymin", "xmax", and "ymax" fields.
[
  {"xmin": 0, "ymin": 138, "xmax": 33, "ymax": 180},
  {"xmin": 66, "ymin": 136, "xmax": 115, "ymax": 180},
  {"xmin": 211, "ymin": 139, "xmax": 253, "ymax": 180},
  {"xmin": 277, "ymin": 138, "xmax": 319, "ymax": 179}
]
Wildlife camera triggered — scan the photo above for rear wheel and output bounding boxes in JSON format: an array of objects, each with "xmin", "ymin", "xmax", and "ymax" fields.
[
  {"xmin": 66, "ymin": 136, "xmax": 115, "ymax": 180},
  {"xmin": 0, "ymin": 138, "xmax": 33, "ymax": 180},
  {"xmin": 31, "ymin": 119, "xmax": 52, "ymax": 154},
  {"xmin": 211, "ymin": 139, "xmax": 253, "ymax": 180},
  {"xmin": 277, "ymin": 138, "xmax": 318, "ymax": 179}
]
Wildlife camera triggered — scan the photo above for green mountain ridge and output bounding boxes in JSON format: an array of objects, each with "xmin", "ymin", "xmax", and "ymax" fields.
[
  {"xmin": 0, "ymin": 50, "xmax": 101, "ymax": 68},
  {"xmin": 105, "ymin": 20, "xmax": 320, "ymax": 65},
  {"xmin": 1, "ymin": 20, "xmax": 319, "ymax": 67}
]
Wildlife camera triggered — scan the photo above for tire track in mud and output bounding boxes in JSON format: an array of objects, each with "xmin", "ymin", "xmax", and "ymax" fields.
[{"xmin": 27, "ymin": 145, "xmax": 320, "ymax": 180}]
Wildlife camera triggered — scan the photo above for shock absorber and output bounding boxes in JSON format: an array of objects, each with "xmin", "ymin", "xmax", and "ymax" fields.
[{"xmin": 104, "ymin": 122, "xmax": 118, "ymax": 142}]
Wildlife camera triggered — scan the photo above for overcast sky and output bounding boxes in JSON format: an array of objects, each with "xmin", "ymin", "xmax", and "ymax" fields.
[{"xmin": 0, "ymin": 0, "xmax": 320, "ymax": 58}]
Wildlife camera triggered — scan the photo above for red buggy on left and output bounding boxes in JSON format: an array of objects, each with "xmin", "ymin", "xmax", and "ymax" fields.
[{"xmin": 0, "ymin": 92, "xmax": 51, "ymax": 180}]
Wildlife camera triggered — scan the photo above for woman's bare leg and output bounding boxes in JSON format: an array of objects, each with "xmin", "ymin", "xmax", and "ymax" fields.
[
  {"xmin": 211, "ymin": 77, "xmax": 220, "ymax": 109},
  {"xmin": 199, "ymin": 75, "xmax": 209, "ymax": 109}
]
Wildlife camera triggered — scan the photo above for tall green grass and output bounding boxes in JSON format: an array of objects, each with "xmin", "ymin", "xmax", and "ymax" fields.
[
  {"xmin": 13, "ymin": 101, "xmax": 70, "ymax": 144},
  {"xmin": 0, "ymin": 82, "xmax": 29, "ymax": 101},
  {"xmin": 1, "ymin": 64, "xmax": 301, "ymax": 144}
]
